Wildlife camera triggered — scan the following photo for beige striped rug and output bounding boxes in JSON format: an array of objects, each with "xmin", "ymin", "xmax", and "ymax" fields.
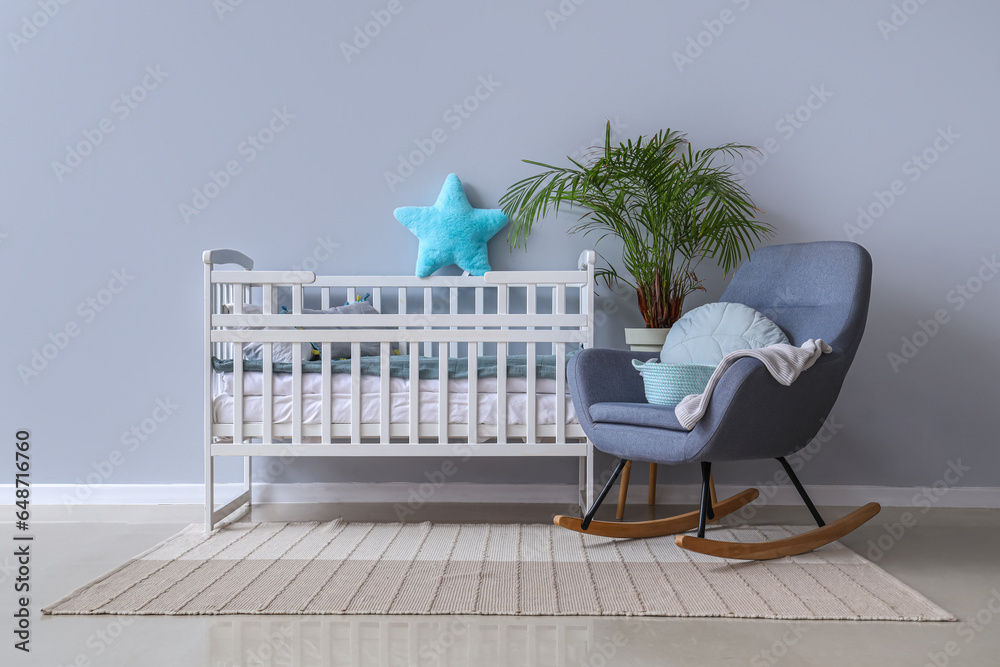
[{"xmin": 42, "ymin": 520, "xmax": 952, "ymax": 620}]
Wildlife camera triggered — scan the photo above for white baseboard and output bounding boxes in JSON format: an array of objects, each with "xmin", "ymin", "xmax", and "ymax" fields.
[{"xmin": 7, "ymin": 481, "xmax": 1000, "ymax": 509}]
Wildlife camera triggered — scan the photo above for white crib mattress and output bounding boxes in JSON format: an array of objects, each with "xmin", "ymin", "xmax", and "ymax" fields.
[{"xmin": 213, "ymin": 373, "xmax": 578, "ymax": 426}]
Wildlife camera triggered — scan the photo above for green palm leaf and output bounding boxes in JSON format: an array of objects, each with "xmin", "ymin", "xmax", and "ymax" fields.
[{"xmin": 500, "ymin": 123, "xmax": 773, "ymax": 328}]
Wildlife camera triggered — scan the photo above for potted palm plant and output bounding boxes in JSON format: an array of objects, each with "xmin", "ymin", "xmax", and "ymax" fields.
[{"xmin": 500, "ymin": 123, "xmax": 773, "ymax": 350}]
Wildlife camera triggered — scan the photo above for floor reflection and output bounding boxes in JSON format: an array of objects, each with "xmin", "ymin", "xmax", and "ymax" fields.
[{"xmin": 206, "ymin": 616, "xmax": 602, "ymax": 667}]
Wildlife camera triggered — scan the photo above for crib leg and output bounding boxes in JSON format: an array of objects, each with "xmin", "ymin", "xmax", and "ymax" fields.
[
  {"xmin": 205, "ymin": 454, "xmax": 215, "ymax": 533},
  {"xmin": 244, "ymin": 456, "xmax": 253, "ymax": 511}
]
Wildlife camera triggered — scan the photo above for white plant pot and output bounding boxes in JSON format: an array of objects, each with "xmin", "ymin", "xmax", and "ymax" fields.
[{"xmin": 624, "ymin": 327, "xmax": 670, "ymax": 353}]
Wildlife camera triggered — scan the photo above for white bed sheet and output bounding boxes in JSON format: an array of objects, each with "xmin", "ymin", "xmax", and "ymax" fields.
[{"xmin": 213, "ymin": 373, "xmax": 577, "ymax": 426}]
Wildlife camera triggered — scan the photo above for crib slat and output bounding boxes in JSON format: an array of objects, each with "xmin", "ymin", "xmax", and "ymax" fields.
[
  {"xmin": 496, "ymin": 285, "xmax": 508, "ymax": 445},
  {"xmin": 423, "ymin": 287, "xmax": 433, "ymax": 357},
  {"xmin": 262, "ymin": 342, "xmax": 273, "ymax": 444},
  {"xmin": 347, "ymin": 287, "xmax": 356, "ymax": 304},
  {"xmin": 292, "ymin": 340, "xmax": 302, "ymax": 445},
  {"xmin": 584, "ymin": 263, "xmax": 595, "ymax": 349},
  {"xmin": 321, "ymin": 342, "xmax": 332, "ymax": 444},
  {"xmin": 292, "ymin": 286, "xmax": 303, "ymax": 444},
  {"xmin": 555, "ymin": 284, "xmax": 567, "ymax": 443},
  {"xmin": 449, "ymin": 287, "xmax": 458, "ymax": 358},
  {"xmin": 527, "ymin": 284, "xmax": 537, "ymax": 327},
  {"xmin": 351, "ymin": 342, "xmax": 361, "ymax": 444},
  {"xmin": 261, "ymin": 284, "xmax": 273, "ymax": 444},
  {"xmin": 373, "ymin": 287, "xmax": 382, "ymax": 312},
  {"xmin": 398, "ymin": 288, "xmax": 408, "ymax": 356},
  {"xmin": 409, "ymin": 352, "xmax": 419, "ymax": 444},
  {"xmin": 527, "ymin": 285, "xmax": 537, "ymax": 444},
  {"xmin": 556, "ymin": 343, "xmax": 566, "ymax": 444},
  {"xmin": 467, "ymin": 344, "xmax": 478, "ymax": 446},
  {"xmin": 475, "ymin": 287, "xmax": 484, "ymax": 356},
  {"xmin": 233, "ymin": 342, "xmax": 244, "ymax": 445},
  {"xmin": 439, "ymin": 351, "xmax": 449, "ymax": 444},
  {"xmin": 526, "ymin": 341, "xmax": 536, "ymax": 445},
  {"xmin": 321, "ymin": 287, "xmax": 330, "ymax": 310},
  {"xmin": 380, "ymin": 342, "xmax": 391, "ymax": 443},
  {"xmin": 496, "ymin": 342, "xmax": 507, "ymax": 445}
]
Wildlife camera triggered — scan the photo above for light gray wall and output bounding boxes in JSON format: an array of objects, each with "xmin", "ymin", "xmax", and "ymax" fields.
[{"xmin": 3, "ymin": 0, "xmax": 998, "ymax": 491}]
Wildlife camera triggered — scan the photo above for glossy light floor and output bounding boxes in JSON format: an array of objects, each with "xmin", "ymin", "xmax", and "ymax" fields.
[{"xmin": 7, "ymin": 503, "xmax": 1000, "ymax": 667}]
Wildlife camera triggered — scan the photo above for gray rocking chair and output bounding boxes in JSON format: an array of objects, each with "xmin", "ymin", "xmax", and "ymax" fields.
[{"xmin": 560, "ymin": 241, "xmax": 880, "ymax": 560}]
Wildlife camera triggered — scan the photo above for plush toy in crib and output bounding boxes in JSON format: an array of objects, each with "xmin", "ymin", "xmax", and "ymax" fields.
[{"xmin": 344, "ymin": 293, "xmax": 371, "ymax": 305}]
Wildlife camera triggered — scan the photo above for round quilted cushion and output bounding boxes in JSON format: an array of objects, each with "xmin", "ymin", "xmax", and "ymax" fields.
[{"xmin": 660, "ymin": 302, "xmax": 789, "ymax": 365}]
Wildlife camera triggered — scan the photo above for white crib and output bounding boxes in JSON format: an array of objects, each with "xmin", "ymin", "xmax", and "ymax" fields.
[{"xmin": 204, "ymin": 249, "xmax": 596, "ymax": 530}]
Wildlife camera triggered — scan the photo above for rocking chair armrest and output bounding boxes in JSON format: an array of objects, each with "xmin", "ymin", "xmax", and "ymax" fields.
[
  {"xmin": 695, "ymin": 356, "xmax": 769, "ymax": 422},
  {"xmin": 689, "ymin": 354, "xmax": 849, "ymax": 462},
  {"xmin": 568, "ymin": 348, "xmax": 654, "ymax": 429}
]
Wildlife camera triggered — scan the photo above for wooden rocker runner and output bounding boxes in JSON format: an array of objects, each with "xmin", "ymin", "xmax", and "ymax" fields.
[
  {"xmin": 560, "ymin": 242, "xmax": 881, "ymax": 560},
  {"xmin": 555, "ymin": 457, "xmax": 880, "ymax": 560}
]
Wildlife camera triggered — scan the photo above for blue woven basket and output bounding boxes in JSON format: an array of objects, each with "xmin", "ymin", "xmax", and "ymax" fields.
[{"xmin": 632, "ymin": 359, "xmax": 716, "ymax": 406}]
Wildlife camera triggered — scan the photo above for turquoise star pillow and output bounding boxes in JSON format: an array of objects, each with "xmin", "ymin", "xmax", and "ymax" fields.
[{"xmin": 394, "ymin": 174, "xmax": 509, "ymax": 277}]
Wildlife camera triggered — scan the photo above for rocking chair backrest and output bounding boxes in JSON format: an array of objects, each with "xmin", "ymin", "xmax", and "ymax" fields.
[{"xmin": 720, "ymin": 241, "xmax": 872, "ymax": 359}]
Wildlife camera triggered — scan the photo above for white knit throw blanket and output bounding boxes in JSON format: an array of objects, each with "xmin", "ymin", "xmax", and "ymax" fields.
[{"xmin": 674, "ymin": 339, "xmax": 832, "ymax": 430}]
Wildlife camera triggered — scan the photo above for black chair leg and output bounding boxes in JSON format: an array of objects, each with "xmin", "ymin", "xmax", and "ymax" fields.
[
  {"xmin": 581, "ymin": 458, "xmax": 629, "ymax": 530},
  {"xmin": 697, "ymin": 462, "xmax": 713, "ymax": 538},
  {"xmin": 776, "ymin": 457, "xmax": 825, "ymax": 527}
]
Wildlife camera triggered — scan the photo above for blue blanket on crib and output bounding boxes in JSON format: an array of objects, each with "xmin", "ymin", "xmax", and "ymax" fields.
[{"xmin": 211, "ymin": 351, "xmax": 577, "ymax": 381}]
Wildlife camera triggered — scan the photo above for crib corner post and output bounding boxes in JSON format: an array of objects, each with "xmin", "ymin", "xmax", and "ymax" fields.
[{"xmin": 585, "ymin": 440, "xmax": 595, "ymax": 510}]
